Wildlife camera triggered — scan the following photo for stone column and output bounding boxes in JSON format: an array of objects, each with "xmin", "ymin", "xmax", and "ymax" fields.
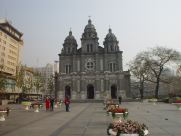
[
  {"xmin": 72, "ymin": 78, "xmax": 76, "ymax": 99},
  {"xmin": 58, "ymin": 78, "xmax": 64, "ymax": 100},
  {"xmin": 80, "ymin": 76, "xmax": 86, "ymax": 99},
  {"xmin": 77, "ymin": 60, "xmax": 80, "ymax": 72},
  {"xmin": 95, "ymin": 78, "xmax": 100, "ymax": 99},
  {"xmin": 77, "ymin": 80, "xmax": 80, "ymax": 99}
]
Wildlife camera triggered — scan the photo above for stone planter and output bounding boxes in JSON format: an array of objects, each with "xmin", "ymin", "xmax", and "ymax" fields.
[
  {"xmin": 0, "ymin": 111, "xmax": 7, "ymax": 121},
  {"xmin": 172, "ymin": 103, "xmax": 181, "ymax": 110},
  {"xmin": 108, "ymin": 129, "xmax": 139, "ymax": 136},
  {"xmin": 108, "ymin": 129, "xmax": 148, "ymax": 136},
  {"xmin": 34, "ymin": 105, "xmax": 39, "ymax": 112},
  {"xmin": 21, "ymin": 101, "xmax": 31, "ymax": 110},
  {"xmin": 112, "ymin": 112, "xmax": 128, "ymax": 121},
  {"xmin": 148, "ymin": 99, "xmax": 157, "ymax": 105}
]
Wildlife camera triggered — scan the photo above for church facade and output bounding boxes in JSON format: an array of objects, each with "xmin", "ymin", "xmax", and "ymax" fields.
[{"xmin": 58, "ymin": 19, "xmax": 131, "ymax": 100}]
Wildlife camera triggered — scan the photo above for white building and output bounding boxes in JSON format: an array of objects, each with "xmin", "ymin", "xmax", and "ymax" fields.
[{"xmin": 34, "ymin": 64, "xmax": 55, "ymax": 95}]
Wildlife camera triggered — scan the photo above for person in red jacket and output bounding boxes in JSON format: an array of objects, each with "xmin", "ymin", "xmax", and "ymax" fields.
[
  {"xmin": 45, "ymin": 97, "xmax": 50, "ymax": 111},
  {"xmin": 64, "ymin": 96, "xmax": 70, "ymax": 112}
]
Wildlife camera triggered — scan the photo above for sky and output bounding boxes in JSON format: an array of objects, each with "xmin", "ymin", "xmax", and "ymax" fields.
[{"xmin": 0, "ymin": 0, "xmax": 181, "ymax": 70}]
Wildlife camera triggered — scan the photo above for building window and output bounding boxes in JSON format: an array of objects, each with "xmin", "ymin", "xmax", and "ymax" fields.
[
  {"xmin": 87, "ymin": 62, "xmax": 94, "ymax": 69},
  {"xmin": 87, "ymin": 44, "xmax": 89, "ymax": 52},
  {"xmin": 109, "ymin": 63, "xmax": 116, "ymax": 72},
  {"xmin": 90, "ymin": 44, "xmax": 93, "ymax": 52},
  {"xmin": 65, "ymin": 64, "xmax": 71, "ymax": 74},
  {"xmin": 87, "ymin": 44, "xmax": 93, "ymax": 53},
  {"xmin": 111, "ymin": 46, "xmax": 114, "ymax": 51},
  {"xmin": 67, "ymin": 47, "xmax": 71, "ymax": 53},
  {"xmin": 85, "ymin": 58, "xmax": 95, "ymax": 71}
]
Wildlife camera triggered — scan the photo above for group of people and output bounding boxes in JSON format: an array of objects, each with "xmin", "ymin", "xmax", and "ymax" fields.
[
  {"xmin": 45, "ymin": 97, "xmax": 55, "ymax": 111},
  {"xmin": 45, "ymin": 96, "xmax": 70, "ymax": 112}
]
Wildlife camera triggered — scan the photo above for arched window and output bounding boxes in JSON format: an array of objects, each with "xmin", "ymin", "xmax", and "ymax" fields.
[
  {"xmin": 109, "ymin": 63, "xmax": 116, "ymax": 72},
  {"xmin": 110, "ymin": 46, "xmax": 114, "ymax": 51},
  {"xmin": 87, "ymin": 44, "xmax": 90, "ymax": 52},
  {"xmin": 65, "ymin": 64, "xmax": 71, "ymax": 74},
  {"xmin": 90, "ymin": 44, "xmax": 93, "ymax": 52},
  {"xmin": 67, "ymin": 47, "xmax": 71, "ymax": 53}
]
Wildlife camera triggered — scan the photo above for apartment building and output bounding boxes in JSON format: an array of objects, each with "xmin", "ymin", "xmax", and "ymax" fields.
[{"xmin": 0, "ymin": 19, "xmax": 23, "ymax": 100}]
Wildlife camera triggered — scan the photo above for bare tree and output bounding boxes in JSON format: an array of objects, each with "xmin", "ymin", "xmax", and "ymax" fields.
[
  {"xmin": 47, "ymin": 75, "xmax": 54, "ymax": 96},
  {"xmin": 141, "ymin": 46, "xmax": 180, "ymax": 98},
  {"xmin": 34, "ymin": 71, "xmax": 44, "ymax": 97},
  {"xmin": 16, "ymin": 65, "xmax": 25, "ymax": 92},
  {"xmin": 128, "ymin": 53, "xmax": 150, "ymax": 99},
  {"xmin": 0, "ymin": 64, "xmax": 6, "ymax": 94}
]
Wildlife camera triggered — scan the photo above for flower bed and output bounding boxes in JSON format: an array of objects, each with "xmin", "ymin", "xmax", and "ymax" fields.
[
  {"xmin": 107, "ymin": 120, "xmax": 149, "ymax": 136},
  {"xmin": 21, "ymin": 101, "xmax": 32, "ymax": 106},
  {"xmin": 148, "ymin": 98, "xmax": 157, "ymax": 102},
  {"xmin": 107, "ymin": 104, "xmax": 119, "ymax": 112},
  {"xmin": 31, "ymin": 102, "xmax": 43, "ymax": 109},
  {"xmin": 108, "ymin": 108, "xmax": 128, "ymax": 120},
  {"xmin": 148, "ymin": 98, "xmax": 157, "ymax": 105},
  {"xmin": 21, "ymin": 101, "xmax": 31, "ymax": 110},
  {"xmin": 174, "ymin": 100, "xmax": 181, "ymax": 103}
]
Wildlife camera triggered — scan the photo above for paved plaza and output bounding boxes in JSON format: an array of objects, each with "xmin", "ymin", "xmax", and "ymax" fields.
[{"xmin": 0, "ymin": 102, "xmax": 180, "ymax": 136}]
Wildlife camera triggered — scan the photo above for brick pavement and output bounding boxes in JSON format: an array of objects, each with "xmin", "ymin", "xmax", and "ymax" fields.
[{"xmin": 0, "ymin": 102, "xmax": 180, "ymax": 136}]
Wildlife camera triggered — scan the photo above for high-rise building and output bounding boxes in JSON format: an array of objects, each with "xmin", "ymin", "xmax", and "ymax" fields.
[
  {"xmin": 0, "ymin": 19, "xmax": 23, "ymax": 76},
  {"xmin": 0, "ymin": 19, "xmax": 23, "ymax": 100}
]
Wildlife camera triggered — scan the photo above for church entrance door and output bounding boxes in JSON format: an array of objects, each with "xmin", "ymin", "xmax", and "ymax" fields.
[
  {"xmin": 87, "ymin": 84, "xmax": 94, "ymax": 99},
  {"xmin": 65, "ymin": 86, "xmax": 71, "ymax": 98},
  {"xmin": 111, "ymin": 85, "xmax": 117, "ymax": 99}
]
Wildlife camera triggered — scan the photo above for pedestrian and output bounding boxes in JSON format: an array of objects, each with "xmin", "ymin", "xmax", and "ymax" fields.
[
  {"xmin": 118, "ymin": 96, "xmax": 122, "ymax": 104},
  {"xmin": 45, "ymin": 97, "xmax": 50, "ymax": 111},
  {"xmin": 64, "ymin": 96, "xmax": 70, "ymax": 112},
  {"xmin": 50, "ymin": 97, "xmax": 55, "ymax": 111}
]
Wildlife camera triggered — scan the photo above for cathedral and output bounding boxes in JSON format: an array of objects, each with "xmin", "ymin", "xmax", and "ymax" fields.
[{"xmin": 58, "ymin": 19, "xmax": 131, "ymax": 100}]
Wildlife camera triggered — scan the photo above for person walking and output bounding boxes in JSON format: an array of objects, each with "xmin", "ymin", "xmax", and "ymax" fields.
[
  {"xmin": 118, "ymin": 96, "xmax": 122, "ymax": 105},
  {"xmin": 64, "ymin": 96, "xmax": 70, "ymax": 112},
  {"xmin": 45, "ymin": 97, "xmax": 50, "ymax": 111},
  {"xmin": 50, "ymin": 97, "xmax": 55, "ymax": 111}
]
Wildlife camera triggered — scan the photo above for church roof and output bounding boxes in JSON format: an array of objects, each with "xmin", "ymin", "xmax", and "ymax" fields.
[
  {"xmin": 104, "ymin": 28, "xmax": 118, "ymax": 42},
  {"xmin": 64, "ymin": 30, "xmax": 77, "ymax": 46},
  {"xmin": 84, "ymin": 19, "xmax": 96, "ymax": 32}
]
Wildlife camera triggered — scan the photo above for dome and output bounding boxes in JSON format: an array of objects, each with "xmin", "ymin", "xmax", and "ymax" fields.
[
  {"xmin": 82, "ymin": 19, "xmax": 98, "ymax": 39},
  {"xmin": 84, "ymin": 19, "xmax": 96, "ymax": 33},
  {"xmin": 64, "ymin": 30, "xmax": 77, "ymax": 45},
  {"xmin": 104, "ymin": 28, "xmax": 117, "ymax": 42}
]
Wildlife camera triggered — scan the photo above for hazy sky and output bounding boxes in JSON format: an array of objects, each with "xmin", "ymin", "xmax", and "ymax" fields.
[{"xmin": 1, "ymin": 0, "xmax": 181, "ymax": 70}]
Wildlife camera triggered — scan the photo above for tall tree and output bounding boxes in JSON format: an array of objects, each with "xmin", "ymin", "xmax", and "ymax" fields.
[
  {"xmin": 129, "ymin": 53, "xmax": 149, "ymax": 99},
  {"xmin": 16, "ymin": 65, "xmax": 25, "ymax": 91},
  {"xmin": 47, "ymin": 75, "xmax": 54, "ymax": 95},
  {"xmin": 142, "ymin": 46, "xmax": 180, "ymax": 98},
  {"xmin": 0, "ymin": 64, "xmax": 6, "ymax": 94},
  {"xmin": 34, "ymin": 71, "xmax": 44, "ymax": 96}
]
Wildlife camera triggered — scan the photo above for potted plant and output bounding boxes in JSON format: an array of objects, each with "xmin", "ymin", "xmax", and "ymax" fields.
[
  {"xmin": 21, "ymin": 101, "xmax": 32, "ymax": 110},
  {"xmin": 148, "ymin": 98, "xmax": 157, "ymax": 105},
  {"xmin": 0, "ymin": 106, "xmax": 9, "ymax": 121},
  {"xmin": 172, "ymin": 97, "xmax": 181, "ymax": 110},
  {"xmin": 107, "ymin": 120, "xmax": 149, "ymax": 136},
  {"xmin": 108, "ymin": 108, "xmax": 128, "ymax": 120}
]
